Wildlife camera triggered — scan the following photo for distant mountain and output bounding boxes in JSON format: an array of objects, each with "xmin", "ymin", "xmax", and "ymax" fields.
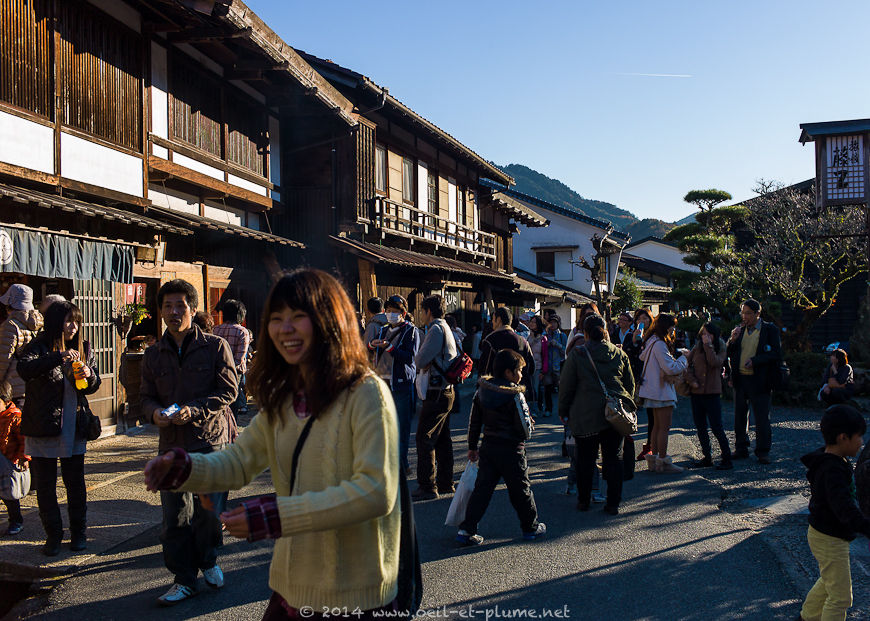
[{"xmin": 498, "ymin": 163, "xmax": 675, "ymax": 241}]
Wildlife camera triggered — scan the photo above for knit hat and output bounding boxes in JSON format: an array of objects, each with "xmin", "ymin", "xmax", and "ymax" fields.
[{"xmin": 0, "ymin": 284, "xmax": 34, "ymax": 311}]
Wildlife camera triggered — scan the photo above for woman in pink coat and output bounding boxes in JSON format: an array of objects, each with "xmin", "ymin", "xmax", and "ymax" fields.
[{"xmin": 638, "ymin": 314, "xmax": 689, "ymax": 473}]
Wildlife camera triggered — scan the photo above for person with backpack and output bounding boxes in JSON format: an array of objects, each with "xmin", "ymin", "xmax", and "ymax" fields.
[
  {"xmin": 457, "ymin": 349, "xmax": 545, "ymax": 545},
  {"xmin": 799, "ymin": 405, "xmax": 870, "ymax": 621},
  {"xmin": 370, "ymin": 295, "xmax": 419, "ymax": 472},
  {"xmin": 0, "ymin": 284, "xmax": 43, "ymax": 411},
  {"xmin": 413, "ymin": 295, "xmax": 458, "ymax": 501},
  {"xmin": 726, "ymin": 298, "xmax": 782, "ymax": 465}
]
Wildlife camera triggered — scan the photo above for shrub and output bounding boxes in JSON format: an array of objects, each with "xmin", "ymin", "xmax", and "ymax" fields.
[{"xmin": 775, "ymin": 351, "xmax": 827, "ymax": 407}]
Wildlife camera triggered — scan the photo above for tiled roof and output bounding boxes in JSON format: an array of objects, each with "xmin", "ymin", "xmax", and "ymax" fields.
[
  {"xmin": 513, "ymin": 269, "xmax": 592, "ymax": 304},
  {"xmin": 329, "ymin": 236, "xmax": 513, "ymax": 283},
  {"xmin": 490, "ymin": 193, "xmax": 549, "ymax": 227},
  {"xmin": 479, "ymin": 179, "xmax": 631, "ymax": 242},
  {"xmin": 298, "ymin": 51, "xmax": 513, "ymax": 186},
  {"xmin": 145, "ymin": 205, "xmax": 304, "ymax": 246},
  {"xmin": 0, "ymin": 183, "xmax": 191, "ymax": 236}
]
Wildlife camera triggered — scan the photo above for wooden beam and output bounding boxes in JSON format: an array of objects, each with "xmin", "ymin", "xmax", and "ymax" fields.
[
  {"xmin": 167, "ymin": 26, "xmax": 251, "ymax": 43},
  {"xmin": 231, "ymin": 59, "xmax": 289, "ymax": 71},
  {"xmin": 59, "ymin": 178, "xmax": 151, "ymax": 209},
  {"xmin": 149, "ymin": 134, "xmax": 273, "ymax": 189},
  {"xmin": 357, "ymin": 258, "xmax": 378, "ymax": 304},
  {"xmin": 148, "ymin": 156, "xmax": 272, "ymax": 210},
  {"xmin": 0, "ymin": 161, "xmax": 59, "ymax": 187}
]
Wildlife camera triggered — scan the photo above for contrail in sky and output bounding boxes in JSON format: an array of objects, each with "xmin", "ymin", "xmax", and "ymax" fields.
[{"xmin": 616, "ymin": 72, "xmax": 693, "ymax": 78}]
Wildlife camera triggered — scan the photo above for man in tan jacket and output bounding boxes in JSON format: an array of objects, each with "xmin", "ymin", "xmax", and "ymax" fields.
[{"xmin": 0, "ymin": 284, "xmax": 43, "ymax": 409}]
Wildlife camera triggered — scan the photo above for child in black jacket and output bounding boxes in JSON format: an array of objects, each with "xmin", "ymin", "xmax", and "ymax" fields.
[
  {"xmin": 457, "ymin": 349, "xmax": 544, "ymax": 545},
  {"xmin": 799, "ymin": 405, "xmax": 870, "ymax": 621}
]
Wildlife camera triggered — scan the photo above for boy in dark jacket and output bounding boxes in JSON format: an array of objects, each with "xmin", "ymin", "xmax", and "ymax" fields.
[
  {"xmin": 799, "ymin": 405, "xmax": 870, "ymax": 621},
  {"xmin": 457, "ymin": 349, "xmax": 545, "ymax": 545}
]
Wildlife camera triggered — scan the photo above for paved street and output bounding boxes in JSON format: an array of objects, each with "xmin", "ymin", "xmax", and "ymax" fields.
[{"xmin": 6, "ymin": 382, "xmax": 864, "ymax": 620}]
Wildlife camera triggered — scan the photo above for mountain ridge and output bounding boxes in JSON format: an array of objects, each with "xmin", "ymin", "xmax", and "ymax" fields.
[{"xmin": 498, "ymin": 163, "xmax": 676, "ymax": 241}]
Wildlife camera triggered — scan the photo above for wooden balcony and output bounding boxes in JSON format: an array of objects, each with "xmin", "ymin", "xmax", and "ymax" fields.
[{"xmin": 372, "ymin": 197, "xmax": 496, "ymax": 261}]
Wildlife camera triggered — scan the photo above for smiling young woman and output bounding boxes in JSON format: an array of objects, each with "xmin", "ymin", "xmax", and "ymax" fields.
[{"xmin": 143, "ymin": 268, "xmax": 402, "ymax": 618}]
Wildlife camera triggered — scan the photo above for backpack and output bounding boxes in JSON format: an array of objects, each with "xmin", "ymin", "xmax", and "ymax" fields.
[
  {"xmin": 856, "ymin": 441, "xmax": 870, "ymax": 518},
  {"xmin": 431, "ymin": 324, "xmax": 473, "ymax": 385}
]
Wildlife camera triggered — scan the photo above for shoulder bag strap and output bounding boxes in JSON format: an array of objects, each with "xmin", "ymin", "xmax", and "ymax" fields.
[
  {"xmin": 431, "ymin": 324, "xmax": 448, "ymax": 377},
  {"xmin": 582, "ymin": 345, "xmax": 610, "ymax": 399},
  {"xmin": 289, "ymin": 416, "xmax": 315, "ymax": 495}
]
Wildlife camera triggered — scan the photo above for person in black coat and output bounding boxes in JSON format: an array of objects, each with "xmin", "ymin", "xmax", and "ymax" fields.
[
  {"xmin": 478, "ymin": 307, "xmax": 535, "ymax": 395},
  {"xmin": 725, "ymin": 299, "xmax": 781, "ymax": 464},
  {"xmin": 17, "ymin": 301, "xmax": 101, "ymax": 556}
]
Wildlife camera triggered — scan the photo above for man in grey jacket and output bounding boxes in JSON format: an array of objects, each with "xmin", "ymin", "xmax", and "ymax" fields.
[{"xmin": 413, "ymin": 294, "xmax": 458, "ymax": 500}]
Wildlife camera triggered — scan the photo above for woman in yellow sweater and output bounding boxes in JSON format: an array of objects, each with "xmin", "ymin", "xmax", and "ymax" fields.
[{"xmin": 145, "ymin": 269, "xmax": 401, "ymax": 618}]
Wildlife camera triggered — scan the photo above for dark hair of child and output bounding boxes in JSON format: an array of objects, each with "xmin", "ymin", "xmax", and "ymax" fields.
[
  {"xmin": 493, "ymin": 349, "xmax": 525, "ymax": 380},
  {"xmin": 820, "ymin": 405, "xmax": 867, "ymax": 446}
]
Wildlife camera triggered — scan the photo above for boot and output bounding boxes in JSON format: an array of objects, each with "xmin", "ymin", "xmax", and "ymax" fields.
[
  {"xmin": 39, "ymin": 511, "xmax": 63, "ymax": 557},
  {"xmin": 636, "ymin": 443, "xmax": 652, "ymax": 461},
  {"xmin": 42, "ymin": 530, "xmax": 62, "ymax": 556},
  {"xmin": 644, "ymin": 453, "xmax": 658, "ymax": 472},
  {"xmin": 70, "ymin": 528, "xmax": 87, "ymax": 552},
  {"xmin": 658, "ymin": 456, "xmax": 683, "ymax": 474}
]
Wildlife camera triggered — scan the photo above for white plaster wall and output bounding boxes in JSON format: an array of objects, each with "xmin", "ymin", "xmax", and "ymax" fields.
[
  {"xmin": 268, "ymin": 115, "xmax": 280, "ymax": 202},
  {"xmin": 247, "ymin": 213, "xmax": 262, "ymax": 231},
  {"xmin": 148, "ymin": 184, "xmax": 199, "ymax": 215},
  {"xmin": 514, "ymin": 208, "xmax": 604, "ymax": 296},
  {"xmin": 204, "ymin": 200, "xmax": 243, "ymax": 226},
  {"xmin": 61, "ymin": 132, "xmax": 143, "ymax": 196},
  {"xmin": 0, "ymin": 111, "xmax": 54, "ymax": 174},
  {"xmin": 150, "ymin": 42, "xmax": 169, "ymax": 157},
  {"xmin": 627, "ymin": 240, "xmax": 699, "ymax": 272},
  {"xmin": 86, "ymin": 0, "xmax": 140, "ymax": 32},
  {"xmin": 173, "ymin": 152, "xmax": 224, "ymax": 181},
  {"xmin": 227, "ymin": 173, "xmax": 267, "ymax": 196}
]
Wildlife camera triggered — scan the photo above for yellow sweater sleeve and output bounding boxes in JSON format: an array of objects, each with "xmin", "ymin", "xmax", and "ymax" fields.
[
  {"xmin": 276, "ymin": 378, "xmax": 399, "ymax": 537},
  {"xmin": 180, "ymin": 409, "xmax": 272, "ymax": 493}
]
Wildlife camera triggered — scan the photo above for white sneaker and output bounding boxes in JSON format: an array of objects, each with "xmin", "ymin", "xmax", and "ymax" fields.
[
  {"xmin": 591, "ymin": 492, "xmax": 606, "ymax": 504},
  {"xmin": 157, "ymin": 583, "xmax": 197, "ymax": 606},
  {"xmin": 203, "ymin": 564, "xmax": 224, "ymax": 589}
]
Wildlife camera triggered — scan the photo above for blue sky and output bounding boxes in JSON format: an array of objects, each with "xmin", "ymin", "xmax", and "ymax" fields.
[{"xmin": 247, "ymin": 0, "xmax": 870, "ymax": 223}]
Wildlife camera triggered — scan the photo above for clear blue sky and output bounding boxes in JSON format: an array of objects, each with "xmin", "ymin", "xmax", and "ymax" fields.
[{"xmin": 247, "ymin": 0, "xmax": 870, "ymax": 223}]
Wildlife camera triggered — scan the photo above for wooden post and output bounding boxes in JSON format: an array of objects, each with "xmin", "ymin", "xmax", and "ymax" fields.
[{"xmin": 357, "ymin": 258, "xmax": 377, "ymax": 306}]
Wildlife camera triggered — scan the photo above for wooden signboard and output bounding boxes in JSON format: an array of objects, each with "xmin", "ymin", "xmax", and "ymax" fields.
[{"xmin": 815, "ymin": 132, "xmax": 870, "ymax": 208}]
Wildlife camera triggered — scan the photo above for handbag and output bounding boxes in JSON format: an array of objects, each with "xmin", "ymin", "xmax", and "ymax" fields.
[
  {"xmin": 583, "ymin": 346, "xmax": 638, "ymax": 436},
  {"xmin": 76, "ymin": 406, "xmax": 102, "ymax": 441},
  {"xmin": 0, "ymin": 453, "xmax": 30, "ymax": 500}
]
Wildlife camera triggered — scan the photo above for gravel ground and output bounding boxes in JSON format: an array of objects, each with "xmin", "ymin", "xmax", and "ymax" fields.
[{"xmin": 665, "ymin": 395, "xmax": 870, "ymax": 620}]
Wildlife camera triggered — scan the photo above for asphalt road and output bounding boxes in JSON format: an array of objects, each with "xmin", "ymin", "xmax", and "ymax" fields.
[{"xmin": 18, "ymin": 383, "xmax": 804, "ymax": 620}]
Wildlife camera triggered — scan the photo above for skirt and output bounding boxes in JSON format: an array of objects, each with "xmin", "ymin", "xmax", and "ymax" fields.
[{"xmin": 642, "ymin": 398, "xmax": 676, "ymax": 409}]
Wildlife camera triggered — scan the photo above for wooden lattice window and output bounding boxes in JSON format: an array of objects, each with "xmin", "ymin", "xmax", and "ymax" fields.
[
  {"xmin": 56, "ymin": 0, "xmax": 142, "ymax": 150},
  {"xmin": 226, "ymin": 90, "xmax": 265, "ymax": 176},
  {"xmin": 0, "ymin": 0, "xmax": 52, "ymax": 118},
  {"xmin": 170, "ymin": 53, "xmax": 221, "ymax": 158}
]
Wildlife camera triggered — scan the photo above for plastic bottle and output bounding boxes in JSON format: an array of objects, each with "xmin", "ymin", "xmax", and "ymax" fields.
[{"xmin": 72, "ymin": 360, "xmax": 88, "ymax": 390}]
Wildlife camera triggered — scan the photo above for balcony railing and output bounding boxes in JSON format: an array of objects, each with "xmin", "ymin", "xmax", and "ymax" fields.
[{"xmin": 372, "ymin": 197, "xmax": 496, "ymax": 260}]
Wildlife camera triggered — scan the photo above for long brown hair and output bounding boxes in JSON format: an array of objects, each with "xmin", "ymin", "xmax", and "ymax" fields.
[
  {"xmin": 643, "ymin": 313, "xmax": 676, "ymax": 348},
  {"xmin": 247, "ymin": 269, "xmax": 370, "ymax": 424}
]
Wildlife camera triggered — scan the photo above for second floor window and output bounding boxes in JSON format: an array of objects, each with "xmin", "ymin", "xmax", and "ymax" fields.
[
  {"xmin": 536, "ymin": 251, "xmax": 555, "ymax": 277},
  {"xmin": 375, "ymin": 145, "xmax": 386, "ymax": 193},
  {"xmin": 427, "ymin": 172, "xmax": 438, "ymax": 215},
  {"xmin": 457, "ymin": 187, "xmax": 466, "ymax": 224},
  {"xmin": 402, "ymin": 157, "xmax": 414, "ymax": 203}
]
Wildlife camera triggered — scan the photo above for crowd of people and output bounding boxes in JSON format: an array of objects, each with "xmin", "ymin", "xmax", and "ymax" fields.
[{"xmin": 0, "ymin": 272, "xmax": 869, "ymax": 620}]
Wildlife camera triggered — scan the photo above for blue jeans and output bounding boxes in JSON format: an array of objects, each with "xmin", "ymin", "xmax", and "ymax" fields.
[
  {"xmin": 393, "ymin": 388, "xmax": 415, "ymax": 472},
  {"xmin": 690, "ymin": 394, "xmax": 731, "ymax": 460},
  {"xmin": 231, "ymin": 373, "xmax": 247, "ymax": 415}
]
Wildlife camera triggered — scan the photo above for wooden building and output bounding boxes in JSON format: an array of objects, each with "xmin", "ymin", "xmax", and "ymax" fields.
[
  {"xmin": 0, "ymin": 0, "xmax": 359, "ymax": 431},
  {"xmin": 279, "ymin": 52, "xmax": 549, "ymax": 329}
]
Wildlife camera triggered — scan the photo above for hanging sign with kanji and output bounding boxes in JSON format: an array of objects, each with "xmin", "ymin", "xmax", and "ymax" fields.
[{"xmin": 824, "ymin": 135, "xmax": 867, "ymax": 204}]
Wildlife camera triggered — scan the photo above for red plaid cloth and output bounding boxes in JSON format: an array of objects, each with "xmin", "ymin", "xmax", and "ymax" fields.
[
  {"xmin": 213, "ymin": 323, "xmax": 251, "ymax": 373},
  {"xmin": 157, "ymin": 449, "xmax": 192, "ymax": 490},
  {"xmin": 244, "ymin": 494, "xmax": 282, "ymax": 541}
]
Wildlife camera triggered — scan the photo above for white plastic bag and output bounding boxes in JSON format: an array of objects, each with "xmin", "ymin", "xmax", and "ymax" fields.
[
  {"xmin": 445, "ymin": 461, "xmax": 478, "ymax": 526},
  {"xmin": 415, "ymin": 370, "xmax": 429, "ymax": 401}
]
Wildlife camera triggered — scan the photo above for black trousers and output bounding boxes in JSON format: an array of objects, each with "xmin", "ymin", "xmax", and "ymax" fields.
[
  {"xmin": 575, "ymin": 427, "xmax": 624, "ymax": 508},
  {"xmin": 415, "ymin": 388, "xmax": 455, "ymax": 492},
  {"xmin": 2, "ymin": 498, "xmax": 22, "ymax": 524},
  {"xmin": 160, "ymin": 489, "xmax": 221, "ymax": 588},
  {"xmin": 30, "ymin": 454, "xmax": 86, "ymax": 538},
  {"xmin": 734, "ymin": 382, "xmax": 772, "ymax": 456},
  {"xmin": 459, "ymin": 440, "xmax": 538, "ymax": 535}
]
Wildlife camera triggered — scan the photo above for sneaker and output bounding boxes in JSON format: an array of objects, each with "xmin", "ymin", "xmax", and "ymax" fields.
[
  {"xmin": 5, "ymin": 522, "xmax": 22, "ymax": 536},
  {"xmin": 157, "ymin": 583, "xmax": 197, "ymax": 606},
  {"xmin": 688, "ymin": 457, "xmax": 714, "ymax": 469},
  {"xmin": 202, "ymin": 565, "xmax": 224, "ymax": 589},
  {"xmin": 411, "ymin": 487, "xmax": 439, "ymax": 501},
  {"xmin": 591, "ymin": 492, "xmax": 606, "ymax": 504},
  {"xmin": 563, "ymin": 483, "xmax": 577, "ymax": 495},
  {"xmin": 523, "ymin": 522, "xmax": 547, "ymax": 541},
  {"xmin": 456, "ymin": 530, "xmax": 484, "ymax": 546}
]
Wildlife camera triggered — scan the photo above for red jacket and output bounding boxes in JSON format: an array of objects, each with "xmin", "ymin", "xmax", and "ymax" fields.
[{"xmin": 0, "ymin": 402, "xmax": 28, "ymax": 464}]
